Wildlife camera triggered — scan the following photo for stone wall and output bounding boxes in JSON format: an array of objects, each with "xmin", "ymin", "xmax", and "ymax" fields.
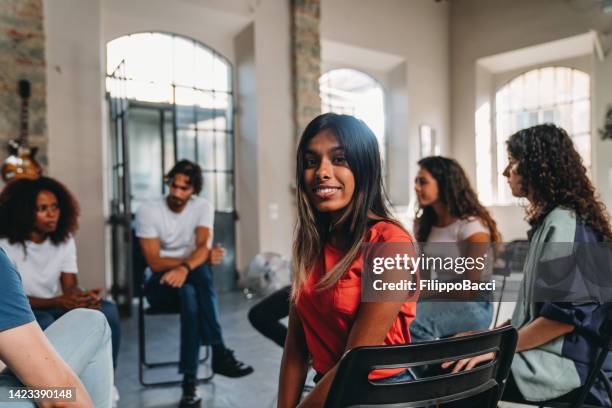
[
  {"xmin": 291, "ymin": 0, "xmax": 321, "ymax": 140},
  {"xmin": 0, "ymin": 0, "xmax": 47, "ymax": 170}
]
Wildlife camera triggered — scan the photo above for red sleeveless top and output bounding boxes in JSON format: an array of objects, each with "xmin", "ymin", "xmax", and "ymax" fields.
[{"xmin": 295, "ymin": 221, "xmax": 417, "ymax": 379}]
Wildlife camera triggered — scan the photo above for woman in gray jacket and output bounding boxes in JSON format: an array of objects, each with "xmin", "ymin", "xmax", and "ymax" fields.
[{"xmin": 445, "ymin": 123, "xmax": 612, "ymax": 406}]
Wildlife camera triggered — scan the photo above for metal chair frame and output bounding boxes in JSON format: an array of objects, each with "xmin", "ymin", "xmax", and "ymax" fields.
[{"xmin": 138, "ymin": 277, "xmax": 214, "ymax": 387}]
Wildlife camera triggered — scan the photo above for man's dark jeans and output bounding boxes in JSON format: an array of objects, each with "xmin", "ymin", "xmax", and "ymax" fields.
[{"xmin": 145, "ymin": 264, "xmax": 224, "ymax": 375}]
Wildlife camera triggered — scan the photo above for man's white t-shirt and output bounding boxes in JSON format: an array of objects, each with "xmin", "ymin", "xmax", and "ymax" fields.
[
  {"xmin": 135, "ymin": 196, "xmax": 214, "ymax": 258},
  {"xmin": 0, "ymin": 237, "xmax": 78, "ymax": 299}
]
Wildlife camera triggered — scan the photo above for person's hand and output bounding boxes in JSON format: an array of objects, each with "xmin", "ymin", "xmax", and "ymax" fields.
[
  {"xmin": 57, "ymin": 292, "xmax": 88, "ymax": 310},
  {"xmin": 82, "ymin": 288, "xmax": 103, "ymax": 310},
  {"xmin": 208, "ymin": 244, "xmax": 225, "ymax": 266},
  {"xmin": 441, "ymin": 352, "xmax": 496, "ymax": 373},
  {"xmin": 160, "ymin": 266, "xmax": 189, "ymax": 288},
  {"xmin": 450, "ymin": 329, "xmax": 485, "ymax": 338}
]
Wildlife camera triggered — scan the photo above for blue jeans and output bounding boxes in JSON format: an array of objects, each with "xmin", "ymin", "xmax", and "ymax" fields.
[
  {"xmin": 410, "ymin": 301, "xmax": 493, "ymax": 342},
  {"xmin": 145, "ymin": 264, "xmax": 224, "ymax": 375},
  {"xmin": 33, "ymin": 299, "xmax": 121, "ymax": 369},
  {"xmin": 0, "ymin": 309, "xmax": 113, "ymax": 408}
]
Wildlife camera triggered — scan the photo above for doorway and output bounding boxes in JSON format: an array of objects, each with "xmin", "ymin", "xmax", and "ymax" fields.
[{"xmin": 106, "ymin": 33, "xmax": 237, "ymax": 314}]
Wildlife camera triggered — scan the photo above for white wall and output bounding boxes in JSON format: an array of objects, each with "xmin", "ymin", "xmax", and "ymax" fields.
[
  {"xmin": 101, "ymin": 0, "xmax": 253, "ymax": 64},
  {"xmin": 321, "ymin": 0, "xmax": 451, "ymax": 206},
  {"xmin": 251, "ymin": 0, "xmax": 294, "ymax": 264},
  {"xmin": 451, "ymin": 0, "xmax": 612, "ymax": 240},
  {"xmin": 235, "ymin": 24, "xmax": 260, "ymax": 272},
  {"xmin": 44, "ymin": 0, "xmax": 107, "ymax": 289}
]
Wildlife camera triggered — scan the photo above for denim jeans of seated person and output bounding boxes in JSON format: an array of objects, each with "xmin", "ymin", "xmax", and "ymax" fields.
[
  {"xmin": 0, "ymin": 309, "xmax": 113, "ymax": 408},
  {"xmin": 409, "ymin": 301, "xmax": 493, "ymax": 342},
  {"xmin": 33, "ymin": 299, "xmax": 121, "ymax": 370}
]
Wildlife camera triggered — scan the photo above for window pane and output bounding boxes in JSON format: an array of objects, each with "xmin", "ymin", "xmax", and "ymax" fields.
[
  {"xmin": 555, "ymin": 67, "xmax": 572, "ymax": 104},
  {"xmin": 128, "ymin": 108, "xmax": 163, "ymax": 208},
  {"xmin": 573, "ymin": 71, "xmax": 590, "ymax": 101},
  {"xmin": 193, "ymin": 91, "xmax": 215, "ymax": 130},
  {"xmin": 524, "ymin": 70, "xmax": 539, "ymax": 109},
  {"xmin": 572, "ymin": 100, "xmax": 590, "ymax": 134},
  {"xmin": 215, "ymin": 173, "xmax": 234, "ymax": 212},
  {"xmin": 572, "ymin": 133, "xmax": 591, "ymax": 167},
  {"xmin": 173, "ymin": 36, "xmax": 195, "ymax": 87},
  {"xmin": 539, "ymin": 67, "xmax": 555, "ymax": 107},
  {"xmin": 197, "ymin": 131, "xmax": 215, "ymax": 171},
  {"xmin": 214, "ymin": 132, "xmax": 231, "ymax": 171},
  {"xmin": 213, "ymin": 92, "xmax": 231, "ymax": 130},
  {"xmin": 163, "ymin": 110, "xmax": 174, "ymax": 178},
  {"xmin": 542, "ymin": 109, "xmax": 555, "ymax": 123},
  {"xmin": 494, "ymin": 67, "xmax": 591, "ymax": 204},
  {"xmin": 557, "ymin": 103, "xmax": 572, "ymax": 134},
  {"xmin": 509, "ymin": 77, "xmax": 524, "ymax": 111},
  {"xmin": 177, "ymin": 128, "xmax": 196, "ymax": 162},
  {"xmin": 194, "ymin": 46, "xmax": 214, "ymax": 90},
  {"xmin": 127, "ymin": 80, "xmax": 172, "ymax": 104},
  {"xmin": 202, "ymin": 172, "xmax": 216, "ymax": 207},
  {"xmin": 320, "ymin": 69, "xmax": 385, "ymax": 162},
  {"xmin": 213, "ymin": 55, "xmax": 231, "ymax": 93}
]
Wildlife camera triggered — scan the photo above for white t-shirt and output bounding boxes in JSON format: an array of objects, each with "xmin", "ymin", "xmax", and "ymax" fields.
[
  {"xmin": 135, "ymin": 196, "xmax": 214, "ymax": 258},
  {"xmin": 427, "ymin": 217, "xmax": 490, "ymax": 243},
  {"xmin": 0, "ymin": 237, "xmax": 78, "ymax": 299},
  {"xmin": 422, "ymin": 217, "xmax": 492, "ymax": 280}
]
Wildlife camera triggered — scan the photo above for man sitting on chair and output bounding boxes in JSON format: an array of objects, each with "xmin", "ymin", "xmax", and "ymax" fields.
[{"xmin": 136, "ymin": 159, "xmax": 253, "ymax": 408}]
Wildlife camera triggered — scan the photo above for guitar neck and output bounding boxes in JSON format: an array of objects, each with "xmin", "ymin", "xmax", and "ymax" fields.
[{"xmin": 19, "ymin": 97, "xmax": 29, "ymax": 145}]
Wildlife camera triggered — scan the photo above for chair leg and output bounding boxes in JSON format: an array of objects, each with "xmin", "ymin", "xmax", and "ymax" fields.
[
  {"xmin": 138, "ymin": 293, "xmax": 147, "ymax": 386},
  {"xmin": 493, "ymin": 276, "xmax": 507, "ymax": 327},
  {"xmin": 139, "ymin": 345, "xmax": 215, "ymax": 387},
  {"xmin": 138, "ymin": 295, "xmax": 215, "ymax": 386},
  {"xmin": 571, "ymin": 346, "xmax": 611, "ymax": 408}
]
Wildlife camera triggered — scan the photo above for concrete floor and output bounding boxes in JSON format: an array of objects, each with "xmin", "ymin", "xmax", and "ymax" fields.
[
  {"xmin": 115, "ymin": 291, "xmax": 283, "ymax": 408},
  {"xmin": 114, "ymin": 291, "xmax": 529, "ymax": 408}
]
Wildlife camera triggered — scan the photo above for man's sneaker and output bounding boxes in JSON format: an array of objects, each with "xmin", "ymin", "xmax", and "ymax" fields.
[
  {"xmin": 179, "ymin": 374, "xmax": 202, "ymax": 408},
  {"xmin": 212, "ymin": 348, "xmax": 254, "ymax": 378}
]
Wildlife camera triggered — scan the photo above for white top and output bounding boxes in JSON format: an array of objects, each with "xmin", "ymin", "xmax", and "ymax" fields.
[
  {"xmin": 0, "ymin": 237, "xmax": 78, "ymax": 299},
  {"xmin": 422, "ymin": 217, "xmax": 492, "ymax": 280},
  {"xmin": 135, "ymin": 196, "xmax": 214, "ymax": 258},
  {"xmin": 427, "ymin": 217, "xmax": 490, "ymax": 243}
]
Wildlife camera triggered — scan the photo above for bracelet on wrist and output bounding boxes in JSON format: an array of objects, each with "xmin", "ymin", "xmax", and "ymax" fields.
[{"xmin": 181, "ymin": 262, "xmax": 192, "ymax": 273}]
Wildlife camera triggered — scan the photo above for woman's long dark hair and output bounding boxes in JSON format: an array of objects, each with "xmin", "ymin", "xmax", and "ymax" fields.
[
  {"xmin": 507, "ymin": 123, "xmax": 612, "ymax": 241},
  {"xmin": 292, "ymin": 113, "xmax": 402, "ymax": 298},
  {"xmin": 0, "ymin": 176, "xmax": 80, "ymax": 246},
  {"xmin": 414, "ymin": 156, "xmax": 500, "ymax": 243}
]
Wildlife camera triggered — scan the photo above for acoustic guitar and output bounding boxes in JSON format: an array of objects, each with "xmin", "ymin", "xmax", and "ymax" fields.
[{"xmin": 1, "ymin": 80, "xmax": 43, "ymax": 182}]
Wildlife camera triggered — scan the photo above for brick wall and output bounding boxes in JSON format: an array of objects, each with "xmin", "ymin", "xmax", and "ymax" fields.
[
  {"xmin": 291, "ymin": 0, "xmax": 321, "ymax": 140},
  {"xmin": 0, "ymin": 0, "xmax": 47, "ymax": 169}
]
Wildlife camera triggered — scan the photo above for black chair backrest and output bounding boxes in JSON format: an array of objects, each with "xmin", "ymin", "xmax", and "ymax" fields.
[{"xmin": 324, "ymin": 326, "xmax": 518, "ymax": 408}]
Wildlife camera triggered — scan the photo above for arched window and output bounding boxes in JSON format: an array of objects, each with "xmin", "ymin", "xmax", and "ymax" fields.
[
  {"xmin": 106, "ymin": 32, "xmax": 233, "ymax": 212},
  {"xmin": 491, "ymin": 67, "xmax": 590, "ymax": 204},
  {"xmin": 319, "ymin": 68, "xmax": 386, "ymax": 162}
]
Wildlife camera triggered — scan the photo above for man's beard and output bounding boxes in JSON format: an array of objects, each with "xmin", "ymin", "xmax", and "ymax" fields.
[{"xmin": 167, "ymin": 196, "xmax": 185, "ymax": 209}]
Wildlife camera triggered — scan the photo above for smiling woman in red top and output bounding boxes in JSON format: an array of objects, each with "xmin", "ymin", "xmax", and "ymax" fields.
[{"xmin": 277, "ymin": 113, "xmax": 417, "ymax": 408}]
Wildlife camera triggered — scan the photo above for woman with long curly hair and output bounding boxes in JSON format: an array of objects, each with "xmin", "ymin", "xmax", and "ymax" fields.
[
  {"xmin": 410, "ymin": 156, "xmax": 500, "ymax": 341},
  {"xmin": 445, "ymin": 124, "xmax": 612, "ymax": 406},
  {"xmin": 277, "ymin": 113, "xmax": 417, "ymax": 407},
  {"xmin": 0, "ymin": 177, "xmax": 121, "ymax": 375}
]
